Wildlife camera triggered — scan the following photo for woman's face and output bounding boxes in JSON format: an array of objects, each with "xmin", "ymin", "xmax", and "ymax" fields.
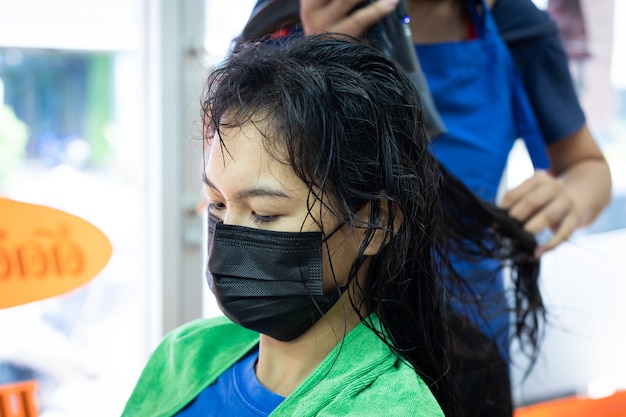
[{"xmin": 203, "ymin": 123, "xmax": 366, "ymax": 293}]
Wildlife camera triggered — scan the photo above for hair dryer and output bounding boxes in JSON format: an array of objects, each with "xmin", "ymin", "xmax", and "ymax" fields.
[{"xmin": 233, "ymin": 0, "xmax": 446, "ymax": 139}]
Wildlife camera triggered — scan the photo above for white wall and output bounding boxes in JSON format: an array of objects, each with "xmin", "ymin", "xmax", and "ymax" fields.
[{"xmin": 511, "ymin": 229, "xmax": 626, "ymax": 405}]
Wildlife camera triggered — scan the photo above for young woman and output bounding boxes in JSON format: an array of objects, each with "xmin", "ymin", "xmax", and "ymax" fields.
[{"xmin": 122, "ymin": 34, "xmax": 544, "ymax": 417}]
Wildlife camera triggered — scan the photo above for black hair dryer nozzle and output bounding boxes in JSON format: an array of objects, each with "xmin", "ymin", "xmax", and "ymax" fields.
[{"xmin": 363, "ymin": 0, "xmax": 446, "ymax": 140}]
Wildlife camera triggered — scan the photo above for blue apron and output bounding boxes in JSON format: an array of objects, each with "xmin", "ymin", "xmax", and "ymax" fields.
[
  {"xmin": 415, "ymin": 0, "xmax": 549, "ymax": 359},
  {"xmin": 417, "ymin": 0, "xmax": 549, "ymax": 203}
]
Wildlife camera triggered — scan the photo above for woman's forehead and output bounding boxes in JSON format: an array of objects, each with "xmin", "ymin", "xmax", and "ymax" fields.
[{"xmin": 204, "ymin": 123, "xmax": 303, "ymax": 193}]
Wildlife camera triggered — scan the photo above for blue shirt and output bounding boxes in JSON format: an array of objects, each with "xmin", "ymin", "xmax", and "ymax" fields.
[
  {"xmin": 175, "ymin": 347, "xmax": 285, "ymax": 416},
  {"xmin": 493, "ymin": 0, "xmax": 586, "ymax": 144}
]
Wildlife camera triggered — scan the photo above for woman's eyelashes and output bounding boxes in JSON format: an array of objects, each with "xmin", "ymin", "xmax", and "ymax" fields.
[
  {"xmin": 207, "ymin": 202, "xmax": 279, "ymax": 225},
  {"xmin": 251, "ymin": 212, "xmax": 278, "ymax": 224}
]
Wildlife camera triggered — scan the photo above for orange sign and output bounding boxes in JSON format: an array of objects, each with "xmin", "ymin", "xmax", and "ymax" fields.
[{"xmin": 0, "ymin": 197, "xmax": 112, "ymax": 308}]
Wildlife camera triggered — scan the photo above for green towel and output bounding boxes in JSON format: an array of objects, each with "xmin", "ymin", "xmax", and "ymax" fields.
[{"xmin": 122, "ymin": 315, "xmax": 443, "ymax": 417}]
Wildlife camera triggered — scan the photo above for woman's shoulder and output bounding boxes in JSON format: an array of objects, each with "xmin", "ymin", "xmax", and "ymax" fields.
[
  {"xmin": 347, "ymin": 321, "xmax": 444, "ymax": 415},
  {"xmin": 349, "ymin": 364, "xmax": 444, "ymax": 416},
  {"xmin": 281, "ymin": 361, "xmax": 443, "ymax": 417},
  {"xmin": 274, "ymin": 317, "xmax": 444, "ymax": 416}
]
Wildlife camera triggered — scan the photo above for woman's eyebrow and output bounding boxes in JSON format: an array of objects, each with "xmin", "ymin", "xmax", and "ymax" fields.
[
  {"xmin": 203, "ymin": 175, "xmax": 290, "ymax": 200},
  {"xmin": 236, "ymin": 188, "xmax": 290, "ymax": 199}
]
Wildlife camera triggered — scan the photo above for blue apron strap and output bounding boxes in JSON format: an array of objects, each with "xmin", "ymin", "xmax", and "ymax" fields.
[
  {"xmin": 511, "ymin": 74, "xmax": 551, "ymax": 170},
  {"xmin": 468, "ymin": 0, "xmax": 548, "ymax": 168}
]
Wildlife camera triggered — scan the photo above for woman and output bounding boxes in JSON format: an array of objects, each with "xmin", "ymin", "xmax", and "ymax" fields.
[{"xmin": 122, "ymin": 34, "xmax": 543, "ymax": 417}]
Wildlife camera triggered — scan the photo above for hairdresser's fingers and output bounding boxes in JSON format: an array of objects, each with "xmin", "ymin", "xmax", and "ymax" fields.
[
  {"xmin": 504, "ymin": 171, "xmax": 581, "ymax": 256},
  {"xmin": 301, "ymin": 0, "xmax": 398, "ymax": 37},
  {"xmin": 534, "ymin": 210, "xmax": 580, "ymax": 257},
  {"xmin": 499, "ymin": 171, "xmax": 557, "ymax": 224},
  {"xmin": 300, "ymin": 0, "xmax": 361, "ymax": 34},
  {"xmin": 336, "ymin": 0, "xmax": 399, "ymax": 36},
  {"xmin": 498, "ymin": 170, "xmax": 547, "ymax": 211},
  {"xmin": 523, "ymin": 186, "xmax": 578, "ymax": 235},
  {"xmin": 301, "ymin": 0, "xmax": 363, "ymax": 27}
]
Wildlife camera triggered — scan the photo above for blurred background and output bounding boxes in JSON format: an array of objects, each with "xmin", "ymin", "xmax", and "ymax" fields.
[{"xmin": 0, "ymin": 0, "xmax": 623, "ymax": 415}]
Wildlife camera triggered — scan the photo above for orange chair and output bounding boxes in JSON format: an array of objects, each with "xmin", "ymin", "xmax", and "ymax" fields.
[
  {"xmin": 0, "ymin": 380, "xmax": 38, "ymax": 417},
  {"xmin": 514, "ymin": 390, "xmax": 626, "ymax": 417}
]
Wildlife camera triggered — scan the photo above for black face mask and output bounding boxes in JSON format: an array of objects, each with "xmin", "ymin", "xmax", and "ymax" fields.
[{"xmin": 205, "ymin": 212, "xmax": 343, "ymax": 341}]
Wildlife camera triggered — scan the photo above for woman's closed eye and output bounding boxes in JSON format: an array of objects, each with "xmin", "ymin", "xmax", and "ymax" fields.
[
  {"xmin": 251, "ymin": 212, "xmax": 278, "ymax": 224},
  {"xmin": 208, "ymin": 202, "xmax": 279, "ymax": 225}
]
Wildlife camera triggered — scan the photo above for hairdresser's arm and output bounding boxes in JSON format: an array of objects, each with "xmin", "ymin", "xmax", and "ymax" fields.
[
  {"xmin": 300, "ymin": 0, "xmax": 398, "ymax": 36},
  {"xmin": 499, "ymin": 126, "xmax": 612, "ymax": 257}
]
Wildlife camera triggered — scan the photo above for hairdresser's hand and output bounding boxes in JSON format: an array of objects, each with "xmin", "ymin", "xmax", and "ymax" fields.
[
  {"xmin": 300, "ymin": 0, "xmax": 399, "ymax": 37},
  {"xmin": 499, "ymin": 170, "xmax": 582, "ymax": 257}
]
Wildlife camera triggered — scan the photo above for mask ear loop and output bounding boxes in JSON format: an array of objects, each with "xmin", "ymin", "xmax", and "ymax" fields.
[
  {"xmin": 319, "ymin": 221, "xmax": 354, "ymax": 299},
  {"xmin": 320, "ymin": 221, "xmax": 359, "ymax": 302},
  {"xmin": 315, "ymin": 220, "xmax": 357, "ymax": 362}
]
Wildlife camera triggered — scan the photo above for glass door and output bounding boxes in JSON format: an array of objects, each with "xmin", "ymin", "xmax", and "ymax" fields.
[{"xmin": 0, "ymin": 1, "xmax": 151, "ymax": 415}]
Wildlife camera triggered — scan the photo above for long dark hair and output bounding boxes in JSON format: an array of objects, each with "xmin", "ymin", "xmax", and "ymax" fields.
[{"xmin": 202, "ymin": 34, "xmax": 544, "ymax": 417}]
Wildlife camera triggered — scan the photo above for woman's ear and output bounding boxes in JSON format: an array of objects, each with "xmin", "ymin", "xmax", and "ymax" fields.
[{"xmin": 362, "ymin": 200, "xmax": 403, "ymax": 256}]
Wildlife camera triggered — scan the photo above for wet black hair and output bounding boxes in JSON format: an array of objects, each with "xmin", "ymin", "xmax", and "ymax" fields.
[{"xmin": 202, "ymin": 34, "xmax": 544, "ymax": 417}]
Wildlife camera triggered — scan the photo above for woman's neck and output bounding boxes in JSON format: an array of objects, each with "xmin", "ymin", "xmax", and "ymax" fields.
[{"xmin": 254, "ymin": 292, "xmax": 364, "ymax": 397}]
